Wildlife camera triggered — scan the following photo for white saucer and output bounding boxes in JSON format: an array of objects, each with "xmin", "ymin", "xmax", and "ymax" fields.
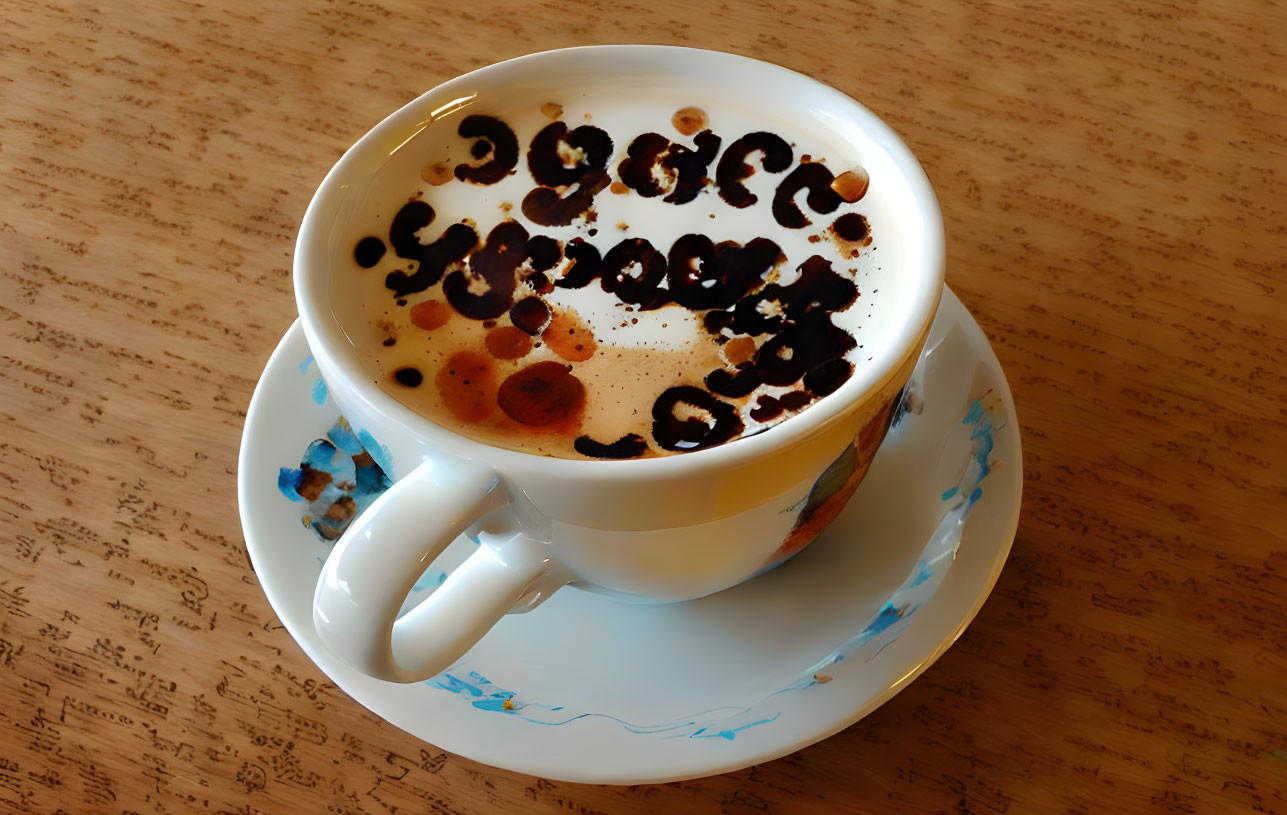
[{"xmin": 238, "ymin": 287, "xmax": 1021, "ymax": 784}]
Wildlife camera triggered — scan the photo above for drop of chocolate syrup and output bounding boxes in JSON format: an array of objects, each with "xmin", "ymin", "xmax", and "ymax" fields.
[
  {"xmin": 354, "ymin": 236, "xmax": 386, "ymax": 268},
  {"xmin": 392, "ymin": 367, "xmax": 423, "ymax": 387}
]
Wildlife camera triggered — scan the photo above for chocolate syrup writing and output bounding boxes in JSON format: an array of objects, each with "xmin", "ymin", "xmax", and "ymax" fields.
[{"xmin": 356, "ymin": 110, "xmax": 874, "ymax": 459}]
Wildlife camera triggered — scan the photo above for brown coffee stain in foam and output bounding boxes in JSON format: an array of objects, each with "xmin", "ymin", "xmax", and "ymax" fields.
[
  {"xmin": 540, "ymin": 102, "xmax": 563, "ymax": 120},
  {"xmin": 672, "ymin": 106, "xmax": 708, "ymax": 136},
  {"xmin": 421, "ymin": 162, "xmax": 453, "ymax": 185},
  {"xmin": 485, "ymin": 325, "xmax": 532, "ymax": 359},
  {"xmin": 435, "ymin": 350, "xmax": 498, "ymax": 423},
  {"xmin": 497, "ymin": 361, "xmax": 585, "ymax": 427},
  {"xmin": 723, "ymin": 336, "xmax": 758, "ymax": 366},
  {"xmin": 542, "ymin": 307, "xmax": 597, "ymax": 362},
  {"xmin": 409, "ymin": 299, "xmax": 451, "ymax": 331}
]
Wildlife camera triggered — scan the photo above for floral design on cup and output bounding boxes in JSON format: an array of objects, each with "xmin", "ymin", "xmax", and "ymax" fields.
[{"xmin": 278, "ymin": 418, "xmax": 392, "ymax": 541}]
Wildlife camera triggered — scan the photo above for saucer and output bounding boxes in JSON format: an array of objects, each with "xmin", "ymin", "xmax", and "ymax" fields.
[{"xmin": 237, "ymin": 287, "xmax": 1021, "ymax": 784}]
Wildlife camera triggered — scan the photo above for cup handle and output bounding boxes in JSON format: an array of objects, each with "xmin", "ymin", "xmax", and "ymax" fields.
[{"xmin": 313, "ymin": 455, "xmax": 555, "ymax": 683}]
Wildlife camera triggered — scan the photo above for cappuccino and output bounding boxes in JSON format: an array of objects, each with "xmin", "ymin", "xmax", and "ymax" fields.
[{"xmin": 333, "ymin": 88, "xmax": 894, "ymax": 459}]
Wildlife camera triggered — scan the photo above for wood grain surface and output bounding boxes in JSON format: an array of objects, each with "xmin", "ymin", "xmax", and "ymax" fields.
[{"xmin": 2, "ymin": 0, "xmax": 1285, "ymax": 812}]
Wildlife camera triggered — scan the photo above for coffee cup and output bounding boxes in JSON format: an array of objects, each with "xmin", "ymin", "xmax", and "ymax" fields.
[{"xmin": 295, "ymin": 45, "xmax": 944, "ymax": 683}]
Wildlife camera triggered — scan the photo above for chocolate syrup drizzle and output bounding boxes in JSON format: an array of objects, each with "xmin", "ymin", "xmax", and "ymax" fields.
[
  {"xmin": 772, "ymin": 163, "xmax": 843, "ymax": 228},
  {"xmin": 715, "ymin": 132, "xmax": 792, "ymax": 209},
  {"xmin": 362, "ymin": 110, "xmax": 876, "ymax": 459},
  {"xmin": 453, "ymin": 115, "xmax": 519, "ymax": 185},
  {"xmin": 617, "ymin": 131, "xmax": 721, "ymax": 204}
]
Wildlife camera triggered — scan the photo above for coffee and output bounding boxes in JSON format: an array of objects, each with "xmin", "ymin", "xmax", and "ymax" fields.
[{"xmin": 333, "ymin": 90, "xmax": 895, "ymax": 459}]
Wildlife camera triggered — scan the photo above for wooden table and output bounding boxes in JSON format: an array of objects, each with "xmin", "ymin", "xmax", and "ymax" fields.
[{"xmin": 2, "ymin": 1, "xmax": 1284, "ymax": 812}]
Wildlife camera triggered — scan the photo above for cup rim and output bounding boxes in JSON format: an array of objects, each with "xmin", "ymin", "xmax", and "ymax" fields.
[{"xmin": 294, "ymin": 44, "xmax": 944, "ymax": 479}]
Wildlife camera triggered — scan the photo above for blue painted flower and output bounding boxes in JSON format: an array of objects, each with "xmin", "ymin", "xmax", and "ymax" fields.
[{"xmin": 278, "ymin": 418, "xmax": 393, "ymax": 541}]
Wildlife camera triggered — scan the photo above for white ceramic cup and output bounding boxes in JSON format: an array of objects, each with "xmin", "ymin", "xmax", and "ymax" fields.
[{"xmin": 296, "ymin": 46, "xmax": 944, "ymax": 683}]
